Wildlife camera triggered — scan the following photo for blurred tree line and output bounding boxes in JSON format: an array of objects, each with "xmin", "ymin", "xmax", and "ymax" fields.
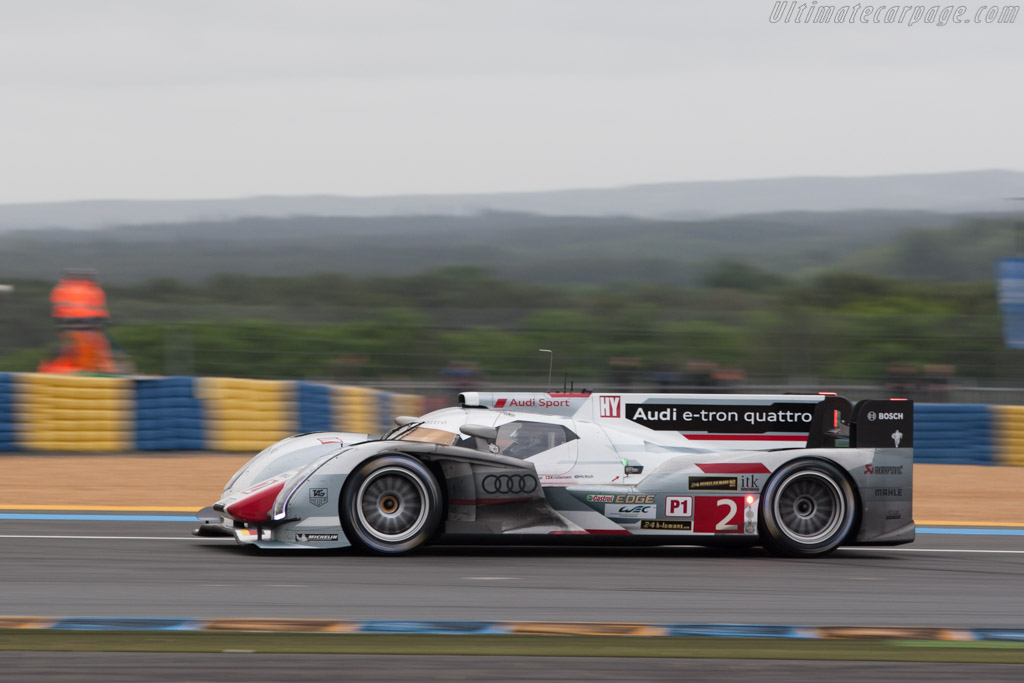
[{"xmin": 0, "ymin": 263, "xmax": 1010, "ymax": 386}]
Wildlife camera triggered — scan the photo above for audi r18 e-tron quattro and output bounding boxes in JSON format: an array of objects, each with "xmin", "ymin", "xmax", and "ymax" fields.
[{"xmin": 198, "ymin": 391, "xmax": 914, "ymax": 557}]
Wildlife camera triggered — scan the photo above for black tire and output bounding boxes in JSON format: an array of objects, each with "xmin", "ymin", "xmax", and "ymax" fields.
[
  {"xmin": 341, "ymin": 454, "xmax": 443, "ymax": 555},
  {"xmin": 759, "ymin": 459, "xmax": 856, "ymax": 557}
]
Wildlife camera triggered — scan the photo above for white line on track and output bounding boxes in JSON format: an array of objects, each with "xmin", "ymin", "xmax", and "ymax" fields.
[
  {"xmin": 842, "ymin": 547, "xmax": 1024, "ymax": 554},
  {"xmin": 0, "ymin": 534, "xmax": 230, "ymax": 541}
]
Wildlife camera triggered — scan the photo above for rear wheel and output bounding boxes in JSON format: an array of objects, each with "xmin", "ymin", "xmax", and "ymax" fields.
[
  {"xmin": 341, "ymin": 455, "xmax": 442, "ymax": 554},
  {"xmin": 759, "ymin": 460, "xmax": 855, "ymax": 557}
]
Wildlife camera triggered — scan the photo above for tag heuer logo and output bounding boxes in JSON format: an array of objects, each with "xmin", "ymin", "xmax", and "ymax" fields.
[{"xmin": 309, "ymin": 488, "xmax": 328, "ymax": 507}]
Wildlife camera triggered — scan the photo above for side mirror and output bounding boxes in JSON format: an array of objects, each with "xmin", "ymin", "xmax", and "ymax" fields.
[
  {"xmin": 460, "ymin": 424, "xmax": 498, "ymax": 441},
  {"xmin": 393, "ymin": 415, "xmax": 420, "ymax": 426}
]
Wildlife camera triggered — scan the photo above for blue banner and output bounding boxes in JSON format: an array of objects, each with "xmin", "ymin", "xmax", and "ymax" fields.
[{"xmin": 997, "ymin": 258, "xmax": 1024, "ymax": 348}]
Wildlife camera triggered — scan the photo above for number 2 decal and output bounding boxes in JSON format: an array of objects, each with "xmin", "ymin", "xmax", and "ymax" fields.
[
  {"xmin": 694, "ymin": 496, "xmax": 745, "ymax": 533},
  {"xmin": 715, "ymin": 499, "xmax": 739, "ymax": 531}
]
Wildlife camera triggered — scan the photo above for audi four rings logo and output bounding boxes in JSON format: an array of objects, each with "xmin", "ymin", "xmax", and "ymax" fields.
[{"xmin": 482, "ymin": 474, "xmax": 538, "ymax": 494}]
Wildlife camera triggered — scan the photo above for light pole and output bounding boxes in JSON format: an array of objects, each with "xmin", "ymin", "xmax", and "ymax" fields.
[{"xmin": 539, "ymin": 349, "xmax": 553, "ymax": 391}]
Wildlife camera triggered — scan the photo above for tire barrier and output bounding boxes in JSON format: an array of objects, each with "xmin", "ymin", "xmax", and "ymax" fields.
[
  {"xmin": 297, "ymin": 381, "xmax": 333, "ymax": 433},
  {"xmin": 135, "ymin": 376, "xmax": 204, "ymax": 451},
  {"xmin": 994, "ymin": 405, "xmax": 1024, "ymax": 467},
  {"xmin": 0, "ymin": 378, "xmax": 1013, "ymax": 461},
  {"xmin": 0, "ymin": 372, "xmax": 423, "ymax": 453},
  {"xmin": 13, "ymin": 374, "xmax": 133, "ymax": 452},
  {"xmin": 197, "ymin": 377, "xmax": 295, "ymax": 452},
  {"xmin": 0, "ymin": 373, "xmax": 14, "ymax": 452},
  {"xmin": 334, "ymin": 385, "xmax": 381, "ymax": 435},
  {"xmin": 913, "ymin": 403, "xmax": 994, "ymax": 465}
]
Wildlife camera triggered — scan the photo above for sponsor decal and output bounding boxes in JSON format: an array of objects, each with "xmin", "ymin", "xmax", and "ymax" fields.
[
  {"xmin": 586, "ymin": 494, "xmax": 615, "ymax": 503},
  {"xmin": 641, "ymin": 520, "xmax": 692, "ymax": 531},
  {"xmin": 481, "ymin": 474, "xmax": 538, "ymax": 494},
  {"xmin": 693, "ymin": 496, "xmax": 746, "ymax": 534},
  {"xmin": 599, "ymin": 395, "xmax": 622, "ymax": 418},
  {"xmin": 494, "ymin": 397, "xmax": 571, "ymax": 409},
  {"xmin": 309, "ymin": 488, "xmax": 328, "ymax": 507},
  {"xmin": 863, "ymin": 464, "xmax": 904, "ymax": 475},
  {"xmin": 874, "ymin": 488, "xmax": 904, "ymax": 497},
  {"xmin": 665, "ymin": 495, "xmax": 693, "ymax": 517},
  {"xmin": 886, "ymin": 510, "xmax": 902, "ymax": 520},
  {"xmin": 611, "ymin": 493, "xmax": 656, "ymax": 504},
  {"xmin": 626, "ymin": 402, "xmax": 815, "ymax": 434},
  {"xmin": 892, "ymin": 429, "xmax": 904, "ymax": 447},
  {"xmin": 689, "ymin": 476, "xmax": 739, "ymax": 491},
  {"xmin": 295, "ymin": 533, "xmax": 339, "ymax": 542},
  {"xmin": 573, "ymin": 474, "xmax": 595, "ymax": 479},
  {"xmin": 739, "ymin": 475, "xmax": 761, "ymax": 492},
  {"xmin": 604, "ymin": 504, "xmax": 656, "ymax": 519},
  {"xmin": 868, "ymin": 411, "xmax": 905, "ymax": 422}
]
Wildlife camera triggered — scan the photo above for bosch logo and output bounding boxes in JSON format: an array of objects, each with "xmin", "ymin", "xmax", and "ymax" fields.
[
  {"xmin": 867, "ymin": 411, "xmax": 876, "ymax": 421},
  {"xmin": 482, "ymin": 474, "xmax": 538, "ymax": 494}
]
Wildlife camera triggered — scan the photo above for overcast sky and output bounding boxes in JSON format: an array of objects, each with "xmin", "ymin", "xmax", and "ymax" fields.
[{"xmin": 1, "ymin": 0, "xmax": 1021, "ymax": 203}]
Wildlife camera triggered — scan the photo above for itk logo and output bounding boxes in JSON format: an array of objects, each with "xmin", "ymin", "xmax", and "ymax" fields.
[{"xmin": 599, "ymin": 395, "xmax": 621, "ymax": 418}]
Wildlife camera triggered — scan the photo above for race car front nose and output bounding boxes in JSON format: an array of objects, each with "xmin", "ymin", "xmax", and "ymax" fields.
[{"xmin": 216, "ymin": 480, "xmax": 287, "ymax": 523}]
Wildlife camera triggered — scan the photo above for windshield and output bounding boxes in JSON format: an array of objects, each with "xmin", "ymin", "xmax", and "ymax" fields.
[{"xmin": 392, "ymin": 425, "xmax": 461, "ymax": 446}]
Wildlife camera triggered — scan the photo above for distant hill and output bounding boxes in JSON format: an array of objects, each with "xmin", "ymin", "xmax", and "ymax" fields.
[
  {"xmin": 0, "ymin": 209, "xmax": 974, "ymax": 285},
  {"xmin": 0, "ymin": 169, "xmax": 1021, "ymax": 232}
]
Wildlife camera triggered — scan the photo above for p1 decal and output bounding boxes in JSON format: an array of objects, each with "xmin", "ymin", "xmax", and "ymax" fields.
[
  {"xmin": 694, "ymin": 496, "xmax": 746, "ymax": 534},
  {"xmin": 665, "ymin": 496, "xmax": 693, "ymax": 518},
  {"xmin": 599, "ymin": 395, "xmax": 622, "ymax": 418}
]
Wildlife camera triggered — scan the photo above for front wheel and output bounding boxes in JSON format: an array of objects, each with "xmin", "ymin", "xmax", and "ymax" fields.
[
  {"xmin": 759, "ymin": 460, "xmax": 856, "ymax": 557},
  {"xmin": 341, "ymin": 455, "xmax": 443, "ymax": 554}
]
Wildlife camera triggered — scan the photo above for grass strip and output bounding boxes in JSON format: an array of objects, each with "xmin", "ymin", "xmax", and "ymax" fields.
[{"xmin": 2, "ymin": 631, "xmax": 1024, "ymax": 663}]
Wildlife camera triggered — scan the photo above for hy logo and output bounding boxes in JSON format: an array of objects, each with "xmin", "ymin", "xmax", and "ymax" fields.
[{"xmin": 599, "ymin": 395, "xmax": 621, "ymax": 418}]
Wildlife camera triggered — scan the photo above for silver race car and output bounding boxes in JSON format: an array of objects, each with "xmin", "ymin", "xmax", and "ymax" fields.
[{"xmin": 197, "ymin": 391, "xmax": 914, "ymax": 557}]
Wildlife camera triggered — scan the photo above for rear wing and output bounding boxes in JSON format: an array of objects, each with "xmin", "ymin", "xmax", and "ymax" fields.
[{"xmin": 805, "ymin": 396, "xmax": 914, "ymax": 450}]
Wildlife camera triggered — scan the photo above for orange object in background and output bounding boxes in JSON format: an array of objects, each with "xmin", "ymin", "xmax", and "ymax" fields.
[
  {"xmin": 50, "ymin": 270, "xmax": 108, "ymax": 323},
  {"xmin": 40, "ymin": 269, "xmax": 120, "ymax": 374}
]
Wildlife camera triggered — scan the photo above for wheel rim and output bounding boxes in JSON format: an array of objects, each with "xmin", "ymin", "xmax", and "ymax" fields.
[
  {"xmin": 355, "ymin": 466, "xmax": 430, "ymax": 544},
  {"xmin": 773, "ymin": 471, "xmax": 846, "ymax": 545}
]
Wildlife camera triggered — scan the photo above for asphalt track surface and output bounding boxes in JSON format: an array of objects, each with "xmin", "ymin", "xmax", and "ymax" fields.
[
  {"xmin": 2, "ymin": 653, "xmax": 1022, "ymax": 683},
  {"xmin": 2, "ymin": 515, "xmax": 1024, "ymax": 627}
]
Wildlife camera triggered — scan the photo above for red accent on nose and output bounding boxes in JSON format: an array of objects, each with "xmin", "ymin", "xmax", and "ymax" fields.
[{"xmin": 225, "ymin": 480, "xmax": 286, "ymax": 522}]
